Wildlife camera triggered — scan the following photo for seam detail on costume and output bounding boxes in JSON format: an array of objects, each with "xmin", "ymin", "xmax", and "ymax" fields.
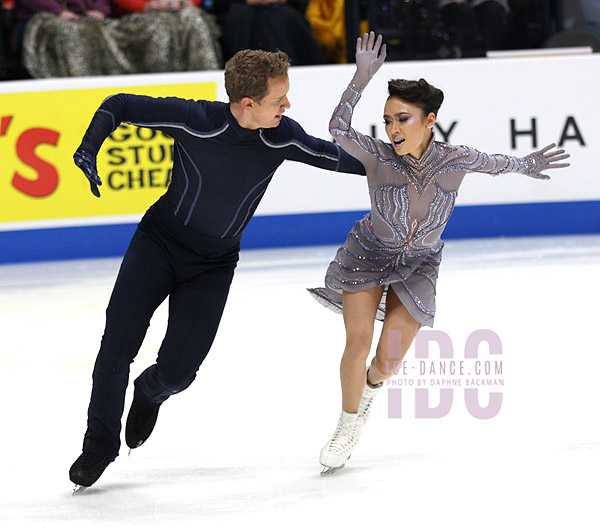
[
  {"xmin": 232, "ymin": 189, "xmax": 267, "ymax": 237},
  {"xmin": 173, "ymin": 146, "xmax": 190, "ymax": 217},
  {"xmin": 180, "ymin": 144, "xmax": 203, "ymax": 226},
  {"xmin": 258, "ymin": 130, "xmax": 338, "ymax": 162},
  {"xmin": 334, "ymin": 143, "xmax": 341, "ymax": 172},
  {"xmin": 222, "ymin": 171, "xmax": 275, "ymax": 237},
  {"xmin": 124, "ymin": 120, "xmax": 229, "ymax": 139},
  {"xmin": 98, "ymin": 109, "xmax": 116, "ymax": 132}
]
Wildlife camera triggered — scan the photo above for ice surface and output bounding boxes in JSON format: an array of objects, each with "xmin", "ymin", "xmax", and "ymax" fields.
[{"xmin": 1, "ymin": 235, "xmax": 599, "ymax": 528}]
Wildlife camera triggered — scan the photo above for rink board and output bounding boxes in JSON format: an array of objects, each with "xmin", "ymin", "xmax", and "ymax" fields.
[
  {"xmin": 1, "ymin": 200, "xmax": 599, "ymax": 263},
  {"xmin": 0, "ymin": 54, "xmax": 598, "ymax": 263}
]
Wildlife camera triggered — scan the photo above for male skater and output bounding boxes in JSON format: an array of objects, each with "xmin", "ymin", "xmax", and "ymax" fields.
[{"xmin": 69, "ymin": 49, "xmax": 365, "ymax": 489}]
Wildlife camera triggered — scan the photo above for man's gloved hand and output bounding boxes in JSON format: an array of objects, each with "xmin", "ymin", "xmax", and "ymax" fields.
[{"xmin": 73, "ymin": 150, "xmax": 102, "ymax": 197}]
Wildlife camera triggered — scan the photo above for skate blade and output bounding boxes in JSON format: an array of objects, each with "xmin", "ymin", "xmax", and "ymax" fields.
[
  {"xmin": 72, "ymin": 485, "xmax": 88, "ymax": 495},
  {"xmin": 320, "ymin": 463, "xmax": 345, "ymax": 476},
  {"xmin": 128, "ymin": 442, "xmax": 142, "ymax": 457}
]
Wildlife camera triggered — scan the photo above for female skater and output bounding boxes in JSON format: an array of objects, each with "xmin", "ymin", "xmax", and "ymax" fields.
[{"xmin": 309, "ymin": 32, "xmax": 570, "ymax": 471}]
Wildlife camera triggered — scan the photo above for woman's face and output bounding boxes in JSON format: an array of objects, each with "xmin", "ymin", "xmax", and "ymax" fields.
[{"xmin": 383, "ymin": 96, "xmax": 436, "ymax": 159}]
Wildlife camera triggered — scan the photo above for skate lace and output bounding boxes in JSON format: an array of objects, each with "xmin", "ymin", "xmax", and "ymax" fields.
[
  {"xmin": 358, "ymin": 395, "xmax": 374, "ymax": 418},
  {"xmin": 358, "ymin": 385, "xmax": 381, "ymax": 420},
  {"xmin": 326, "ymin": 417, "xmax": 362, "ymax": 455}
]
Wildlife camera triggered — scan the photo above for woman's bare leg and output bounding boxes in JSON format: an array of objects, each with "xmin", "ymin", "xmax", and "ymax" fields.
[
  {"xmin": 369, "ymin": 287, "xmax": 420, "ymax": 385},
  {"xmin": 340, "ymin": 286, "xmax": 385, "ymax": 413}
]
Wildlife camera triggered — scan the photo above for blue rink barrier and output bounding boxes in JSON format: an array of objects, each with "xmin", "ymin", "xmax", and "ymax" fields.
[{"xmin": 1, "ymin": 200, "xmax": 599, "ymax": 264}]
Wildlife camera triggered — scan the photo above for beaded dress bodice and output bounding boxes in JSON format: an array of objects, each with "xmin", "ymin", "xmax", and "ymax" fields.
[{"xmin": 329, "ymin": 83, "xmax": 541, "ymax": 257}]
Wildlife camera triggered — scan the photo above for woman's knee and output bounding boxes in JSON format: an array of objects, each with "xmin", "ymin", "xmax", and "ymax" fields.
[{"xmin": 343, "ymin": 330, "xmax": 373, "ymax": 362}]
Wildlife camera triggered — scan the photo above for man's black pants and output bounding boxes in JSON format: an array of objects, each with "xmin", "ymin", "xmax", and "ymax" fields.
[{"xmin": 82, "ymin": 198, "xmax": 240, "ymax": 461}]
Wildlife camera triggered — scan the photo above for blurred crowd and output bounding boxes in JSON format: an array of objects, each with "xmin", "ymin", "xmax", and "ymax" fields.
[{"xmin": 0, "ymin": 0, "xmax": 598, "ymax": 79}]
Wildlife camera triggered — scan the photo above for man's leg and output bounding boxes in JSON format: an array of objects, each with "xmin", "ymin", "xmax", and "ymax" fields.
[
  {"xmin": 125, "ymin": 262, "xmax": 236, "ymax": 448},
  {"xmin": 82, "ymin": 229, "xmax": 173, "ymax": 461}
]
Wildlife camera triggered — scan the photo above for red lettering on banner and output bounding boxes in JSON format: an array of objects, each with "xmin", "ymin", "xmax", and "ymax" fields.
[
  {"xmin": 12, "ymin": 128, "xmax": 60, "ymax": 198},
  {"xmin": 1, "ymin": 115, "xmax": 13, "ymax": 136}
]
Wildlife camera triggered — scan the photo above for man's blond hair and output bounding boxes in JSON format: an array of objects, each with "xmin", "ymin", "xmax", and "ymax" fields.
[{"xmin": 224, "ymin": 49, "xmax": 291, "ymax": 103}]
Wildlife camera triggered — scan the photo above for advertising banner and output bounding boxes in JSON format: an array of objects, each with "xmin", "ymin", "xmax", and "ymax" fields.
[
  {"xmin": 0, "ymin": 81, "xmax": 216, "ymax": 226},
  {"xmin": 0, "ymin": 53, "xmax": 598, "ymax": 262}
]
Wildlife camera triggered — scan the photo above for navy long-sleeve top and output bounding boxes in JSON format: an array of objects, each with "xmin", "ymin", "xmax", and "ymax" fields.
[{"xmin": 78, "ymin": 94, "xmax": 366, "ymax": 238}]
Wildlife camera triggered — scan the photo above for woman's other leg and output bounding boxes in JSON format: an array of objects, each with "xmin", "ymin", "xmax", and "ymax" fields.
[{"xmin": 369, "ymin": 287, "xmax": 421, "ymax": 385}]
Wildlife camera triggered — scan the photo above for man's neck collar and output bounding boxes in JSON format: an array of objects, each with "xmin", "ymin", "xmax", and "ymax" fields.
[{"xmin": 229, "ymin": 101, "xmax": 258, "ymax": 130}]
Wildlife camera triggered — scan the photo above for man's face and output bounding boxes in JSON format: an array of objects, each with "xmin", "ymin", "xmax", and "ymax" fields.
[{"xmin": 248, "ymin": 75, "xmax": 291, "ymax": 129}]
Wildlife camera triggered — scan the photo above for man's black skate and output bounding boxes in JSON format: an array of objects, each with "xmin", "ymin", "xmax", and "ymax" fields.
[
  {"xmin": 69, "ymin": 452, "xmax": 111, "ymax": 488},
  {"xmin": 125, "ymin": 396, "xmax": 161, "ymax": 449}
]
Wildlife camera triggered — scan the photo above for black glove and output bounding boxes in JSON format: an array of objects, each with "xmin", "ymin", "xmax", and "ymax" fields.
[{"xmin": 73, "ymin": 150, "xmax": 102, "ymax": 197}]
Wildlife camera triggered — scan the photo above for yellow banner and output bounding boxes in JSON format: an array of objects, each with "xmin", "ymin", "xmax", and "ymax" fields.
[{"xmin": 0, "ymin": 82, "xmax": 217, "ymax": 223}]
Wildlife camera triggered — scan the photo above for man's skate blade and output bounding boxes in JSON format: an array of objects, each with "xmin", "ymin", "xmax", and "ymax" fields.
[
  {"xmin": 128, "ymin": 442, "xmax": 143, "ymax": 457},
  {"xmin": 72, "ymin": 485, "xmax": 89, "ymax": 495},
  {"xmin": 320, "ymin": 463, "xmax": 345, "ymax": 476}
]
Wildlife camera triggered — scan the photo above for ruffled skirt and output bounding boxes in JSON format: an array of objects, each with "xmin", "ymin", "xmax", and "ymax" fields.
[{"xmin": 308, "ymin": 214, "xmax": 442, "ymax": 327}]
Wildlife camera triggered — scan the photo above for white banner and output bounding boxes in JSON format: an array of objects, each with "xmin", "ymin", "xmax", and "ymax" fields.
[
  {"xmin": 1, "ymin": 52, "xmax": 598, "ymax": 224},
  {"xmin": 266, "ymin": 54, "xmax": 599, "ymax": 215}
]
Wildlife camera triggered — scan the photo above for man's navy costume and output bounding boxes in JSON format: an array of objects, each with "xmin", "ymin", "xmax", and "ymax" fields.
[{"xmin": 76, "ymin": 94, "xmax": 366, "ymax": 461}]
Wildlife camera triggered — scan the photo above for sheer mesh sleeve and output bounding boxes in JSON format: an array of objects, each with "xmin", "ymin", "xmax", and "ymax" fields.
[
  {"xmin": 448, "ymin": 145, "xmax": 544, "ymax": 177},
  {"xmin": 328, "ymin": 83, "xmax": 393, "ymax": 172}
]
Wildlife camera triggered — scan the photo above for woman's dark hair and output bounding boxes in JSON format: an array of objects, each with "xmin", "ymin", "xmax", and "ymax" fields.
[{"xmin": 387, "ymin": 78, "xmax": 444, "ymax": 117}]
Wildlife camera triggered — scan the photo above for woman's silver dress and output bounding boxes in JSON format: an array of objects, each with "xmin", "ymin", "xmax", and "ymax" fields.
[{"xmin": 309, "ymin": 80, "xmax": 545, "ymax": 327}]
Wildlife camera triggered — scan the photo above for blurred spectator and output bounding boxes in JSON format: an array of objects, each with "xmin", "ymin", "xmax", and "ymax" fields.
[
  {"xmin": 113, "ymin": 0, "xmax": 198, "ymax": 15},
  {"xmin": 16, "ymin": 0, "xmax": 111, "ymax": 23},
  {"xmin": 1, "ymin": 0, "xmax": 18, "ymax": 78},
  {"xmin": 14, "ymin": 0, "xmax": 110, "ymax": 50},
  {"xmin": 19, "ymin": 1, "xmax": 221, "ymax": 78},
  {"xmin": 502, "ymin": 0, "xmax": 545, "ymax": 50},
  {"xmin": 369, "ymin": 0, "xmax": 447, "ymax": 61},
  {"xmin": 306, "ymin": 0, "xmax": 347, "ymax": 63},
  {"xmin": 209, "ymin": 0, "xmax": 328, "ymax": 65},
  {"xmin": 575, "ymin": 0, "xmax": 600, "ymax": 35},
  {"xmin": 544, "ymin": 0, "xmax": 600, "ymax": 52},
  {"xmin": 438, "ymin": 0, "xmax": 509, "ymax": 57}
]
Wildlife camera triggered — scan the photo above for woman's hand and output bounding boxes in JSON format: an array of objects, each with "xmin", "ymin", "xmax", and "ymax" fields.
[
  {"xmin": 354, "ymin": 31, "xmax": 386, "ymax": 88},
  {"xmin": 528, "ymin": 143, "xmax": 571, "ymax": 180}
]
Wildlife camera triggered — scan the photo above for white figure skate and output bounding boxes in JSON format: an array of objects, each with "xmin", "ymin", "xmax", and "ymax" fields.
[{"xmin": 319, "ymin": 410, "xmax": 365, "ymax": 475}]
